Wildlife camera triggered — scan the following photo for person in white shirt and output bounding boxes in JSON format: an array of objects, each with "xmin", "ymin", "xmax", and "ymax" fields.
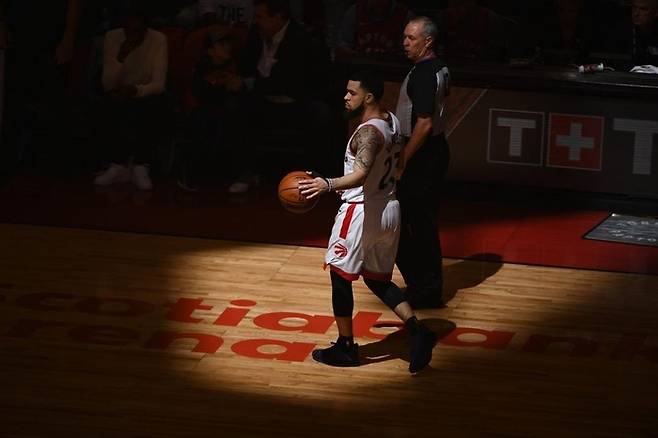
[{"xmin": 94, "ymin": 7, "xmax": 169, "ymax": 191}]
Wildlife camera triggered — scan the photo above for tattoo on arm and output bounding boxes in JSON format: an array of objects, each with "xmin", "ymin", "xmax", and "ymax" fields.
[{"xmin": 351, "ymin": 125, "xmax": 383, "ymax": 173}]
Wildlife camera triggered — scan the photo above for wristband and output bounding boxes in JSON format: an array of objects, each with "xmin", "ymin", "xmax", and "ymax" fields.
[{"xmin": 323, "ymin": 177, "xmax": 334, "ymax": 192}]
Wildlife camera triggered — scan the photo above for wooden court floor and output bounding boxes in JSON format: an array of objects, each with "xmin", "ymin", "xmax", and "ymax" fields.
[{"xmin": 1, "ymin": 223, "xmax": 657, "ymax": 437}]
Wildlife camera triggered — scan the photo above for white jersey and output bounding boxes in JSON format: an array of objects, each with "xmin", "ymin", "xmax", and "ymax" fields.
[
  {"xmin": 341, "ymin": 112, "xmax": 403, "ymax": 203},
  {"xmin": 325, "ymin": 112, "xmax": 403, "ymax": 281}
]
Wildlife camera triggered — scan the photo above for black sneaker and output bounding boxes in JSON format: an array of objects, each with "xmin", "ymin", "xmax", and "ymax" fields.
[
  {"xmin": 409, "ymin": 324, "xmax": 436, "ymax": 373},
  {"xmin": 312, "ymin": 342, "xmax": 359, "ymax": 367}
]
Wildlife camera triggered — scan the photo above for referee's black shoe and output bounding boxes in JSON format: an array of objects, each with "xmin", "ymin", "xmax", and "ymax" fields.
[
  {"xmin": 312, "ymin": 338, "xmax": 359, "ymax": 367},
  {"xmin": 407, "ymin": 318, "xmax": 437, "ymax": 373}
]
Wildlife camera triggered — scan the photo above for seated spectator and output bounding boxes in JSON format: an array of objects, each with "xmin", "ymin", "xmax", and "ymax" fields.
[
  {"xmin": 435, "ymin": 0, "xmax": 506, "ymax": 62},
  {"xmin": 193, "ymin": 30, "xmax": 243, "ymax": 111},
  {"xmin": 529, "ymin": 0, "xmax": 593, "ymax": 66},
  {"xmin": 177, "ymin": 28, "xmax": 245, "ymax": 191},
  {"xmin": 600, "ymin": 0, "xmax": 658, "ymax": 70},
  {"xmin": 228, "ymin": 0, "xmax": 332, "ymax": 194},
  {"xmin": 335, "ymin": 0, "xmax": 412, "ymax": 58},
  {"xmin": 93, "ymin": 7, "xmax": 169, "ymax": 191}
]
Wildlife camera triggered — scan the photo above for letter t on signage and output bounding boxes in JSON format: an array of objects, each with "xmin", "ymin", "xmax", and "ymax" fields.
[
  {"xmin": 497, "ymin": 117, "xmax": 537, "ymax": 157},
  {"xmin": 613, "ymin": 119, "xmax": 658, "ymax": 175}
]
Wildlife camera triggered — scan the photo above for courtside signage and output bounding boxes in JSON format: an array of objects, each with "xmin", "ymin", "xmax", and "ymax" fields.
[{"xmin": 488, "ymin": 111, "xmax": 657, "ymax": 176}]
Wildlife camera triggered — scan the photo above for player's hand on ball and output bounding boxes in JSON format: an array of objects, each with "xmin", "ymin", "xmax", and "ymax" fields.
[{"xmin": 298, "ymin": 175, "xmax": 328, "ymax": 199}]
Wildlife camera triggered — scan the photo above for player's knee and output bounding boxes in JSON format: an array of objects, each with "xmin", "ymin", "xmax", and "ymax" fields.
[
  {"xmin": 331, "ymin": 270, "xmax": 354, "ymax": 317},
  {"xmin": 364, "ymin": 278, "xmax": 405, "ymax": 310}
]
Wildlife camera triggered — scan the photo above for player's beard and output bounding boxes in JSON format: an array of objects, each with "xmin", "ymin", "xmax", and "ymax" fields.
[{"xmin": 343, "ymin": 102, "xmax": 365, "ymax": 120}]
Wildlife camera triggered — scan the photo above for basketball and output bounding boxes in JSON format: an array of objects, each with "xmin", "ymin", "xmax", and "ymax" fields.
[{"xmin": 278, "ymin": 171, "xmax": 318, "ymax": 214}]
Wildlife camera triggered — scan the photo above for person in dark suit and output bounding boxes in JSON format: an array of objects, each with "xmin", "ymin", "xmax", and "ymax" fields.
[
  {"xmin": 226, "ymin": 0, "xmax": 332, "ymax": 194},
  {"xmin": 599, "ymin": 0, "xmax": 658, "ymax": 71},
  {"xmin": 240, "ymin": 0, "xmax": 324, "ymax": 102}
]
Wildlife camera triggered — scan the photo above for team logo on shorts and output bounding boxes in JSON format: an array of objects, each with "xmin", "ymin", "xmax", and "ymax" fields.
[{"xmin": 334, "ymin": 243, "xmax": 348, "ymax": 258}]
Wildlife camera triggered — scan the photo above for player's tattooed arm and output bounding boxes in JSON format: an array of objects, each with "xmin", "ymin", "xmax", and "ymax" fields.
[
  {"xmin": 352, "ymin": 125, "xmax": 384, "ymax": 174},
  {"xmin": 327, "ymin": 125, "xmax": 383, "ymax": 191},
  {"xmin": 299, "ymin": 125, "xmax": 384, "ymax": 199}
]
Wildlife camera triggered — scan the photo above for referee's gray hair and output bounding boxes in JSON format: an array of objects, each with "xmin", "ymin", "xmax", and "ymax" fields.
[{"xmin": 408, "ymin": 16, "xmax": 438, "ymax": 42}]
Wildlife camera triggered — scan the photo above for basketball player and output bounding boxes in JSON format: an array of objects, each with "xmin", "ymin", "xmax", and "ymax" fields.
[{"xmin": 299, "ymin": 70, "xmax": 436, "ymax": 373}]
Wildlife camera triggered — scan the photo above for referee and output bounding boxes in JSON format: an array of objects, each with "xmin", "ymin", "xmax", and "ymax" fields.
[{"xmin": 395, "ymin": 16, "xmax": 450, "ymax": 309}]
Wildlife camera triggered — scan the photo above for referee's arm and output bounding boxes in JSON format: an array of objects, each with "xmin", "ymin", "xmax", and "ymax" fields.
[{"xmin": 398, "ymin": 115, "xmax": 432, "ymax": 177}]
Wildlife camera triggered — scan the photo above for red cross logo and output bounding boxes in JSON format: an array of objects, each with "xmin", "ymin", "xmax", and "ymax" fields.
[{"xmin": 548, "ymin": 114, "xmax": 604, "ymax": 170}]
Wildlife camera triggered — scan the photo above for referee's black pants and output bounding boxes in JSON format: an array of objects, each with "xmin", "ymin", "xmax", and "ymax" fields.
[{"xmin": 396, "ymin": 134, "xmax": 450, "ymax": 297}]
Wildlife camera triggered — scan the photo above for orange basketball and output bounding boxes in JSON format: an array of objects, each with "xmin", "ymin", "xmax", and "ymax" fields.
[{"xmin": 278, "ymin": 171, "xmax": 318, "ymax": 214}]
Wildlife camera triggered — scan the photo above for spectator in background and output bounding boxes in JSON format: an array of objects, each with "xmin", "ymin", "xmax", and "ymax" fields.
[
  {"xmin": 530, "ymin": 0, "xmax": 593, "ymax": 66},
  {"xmin": 192, "ymin": 1, "xmax": 330, "ymax": 46},
  {"xmin": 435, "ymin": 0, "xmax": 506, "ymax": 62},
  {"xmin": 93, "ymin": 6, "xmax": 169, "ymax": 191},
  {"xmin": 336, "ymin": 0, "xmax": 412, "ymax": 58},
  {"xmin": 230, "ymin": 0, "xmax": 331, "ymax": 194},
  {"xmin": 601, "ymin": 0, "xmax": 658, "ymax": 70}
]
